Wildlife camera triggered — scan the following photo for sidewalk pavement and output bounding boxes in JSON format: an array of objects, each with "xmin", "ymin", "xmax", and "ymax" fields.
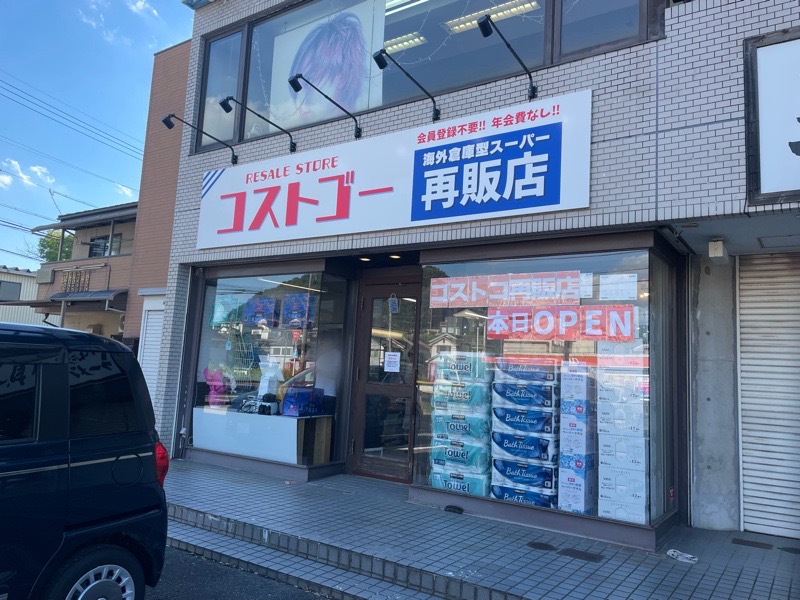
[{"xmin": 164, "ymin": 460, "xmax": 800, "ymax": 599}]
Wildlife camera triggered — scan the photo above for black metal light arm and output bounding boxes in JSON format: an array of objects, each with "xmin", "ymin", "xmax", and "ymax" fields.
[
  {"xmin": 372, "ymin": 49, "xmax": 440, "ymax": 122},
  {"xmin": 477, "ymin": 15, "xmax": 537, "ymax": 100},
  {"xmin": 288, "ymin": 74, "xmax": 362, "ymax": 139},
  {"xmin": 161, "ymin": 113, "xmax": 238, "ymax": 165},
  {"xmin": 219, "ymin": 96, "xmax": 297, "ymax": 153}
]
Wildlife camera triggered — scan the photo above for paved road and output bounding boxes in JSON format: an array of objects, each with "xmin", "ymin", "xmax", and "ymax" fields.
[{"xmin": 147, "ymin": 547, "xmax": 327, "ymax": 599}]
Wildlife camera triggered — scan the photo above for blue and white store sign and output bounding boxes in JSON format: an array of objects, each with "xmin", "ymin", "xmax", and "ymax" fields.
[{"xmin": 196, "ymin": 89, "xmax": 591, "ymax": 249}]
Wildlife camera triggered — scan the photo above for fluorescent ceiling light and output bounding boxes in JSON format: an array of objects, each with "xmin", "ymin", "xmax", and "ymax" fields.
[
  {"xmin": 445, "ymin": 0, "xmax": 539, "ymax": 34},
  {"xmin": 386, "ymin": 0, "xmax": 429, "ymax": 17},
  {"xmin": 384, "ymin": 32, "xmax": 427, "ymax": 53}
]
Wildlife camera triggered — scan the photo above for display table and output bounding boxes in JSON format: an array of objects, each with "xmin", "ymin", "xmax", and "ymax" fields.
[{"xmin": 192, "ymin": 407, "xmax": 332, "ymax": 465}]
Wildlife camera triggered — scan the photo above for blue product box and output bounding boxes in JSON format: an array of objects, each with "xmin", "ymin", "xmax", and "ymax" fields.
[
  {"xmin": 282, "ymin": 387, "xmax": 323, "ymax": 417},
  {"xmin": 432, "ymin": 412, "xmax": 491, "ymax": 440},
  {"xmin": 490, "ymin": 431, "xmax": 559, "ymax": 464},
  {"xmin": 490, "ymin": 485, "xmax": 558, "ymax": 509},
  {"xmin": 492, "ymin": 407, "xmax": 558, "ymax": 435},
  {"xmin": 491, "ymin": 459, "xmax": 557, "ymax": 490},
  {"xmin": 430, "ymin": 470, "xmax": 491, "ymax": 497},
  {"xmin": 494, "ymin": 358, "xmax": 557, "ymax": 384},
  {"xmin": 557, "ymin": 453, "xmax": 597, "ymax": 515},
  {"xmin": 492, "ymin": 382, "xmax": 559, "ymax": 409},
  {"xmin": 430, "ymin": 439, "xmax": 490, "ymax": 473},
  {"xmin": 434, "ymin": 352, "xmax": 494, "ymax": 383},
  {"xmin": 431, "ymin": 380, "xmax": 491, "ymax": 412}
]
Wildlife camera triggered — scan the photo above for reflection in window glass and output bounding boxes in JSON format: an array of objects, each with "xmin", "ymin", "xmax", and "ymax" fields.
[
  {"xmin": 200, "ymin": 32, "xmax": 242, "ymax": 147},
  {"xmin": 0, "ymin": 364, "xmax": 37, "ymax": 442},
  {"xmin": 560, "ymin": 0, "xmax": 640, "ymax": 55},
  {"xmin": 414, "ymin": 251, "xmax": 671, "ymax": 526},
  {"xmin": 243, "ymin": 0, "xmax": 546, "ymax": 136}
]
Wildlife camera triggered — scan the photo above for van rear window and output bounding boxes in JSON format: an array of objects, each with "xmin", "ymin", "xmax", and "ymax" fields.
[{"xmin": 69, "ymin": 351, "xmax": 144, "ymax": 438}]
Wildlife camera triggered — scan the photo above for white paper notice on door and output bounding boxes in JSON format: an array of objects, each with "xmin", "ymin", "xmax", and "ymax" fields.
[
  {"xmin": 599, "ymin": 274, "xmax": 638, "ymax": 301},
  {"xmin": 384, "ymin": 352, "xmax": 401, "ymax": 373}
]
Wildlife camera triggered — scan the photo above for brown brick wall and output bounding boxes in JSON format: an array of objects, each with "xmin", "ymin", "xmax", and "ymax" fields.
[{"xmin": 125, "ymin": 41, "xmax": 190, "ymax": 339}]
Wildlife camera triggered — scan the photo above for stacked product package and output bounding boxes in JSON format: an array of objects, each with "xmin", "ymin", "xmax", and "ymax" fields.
[
  {"xmin": 596, "ymin": 342, "xmax": 649, "ymax": 525},
  {"xmin": 489, "ymin": 358, "xmax": 560, "ymax": 508},
  {"xmin": 429, "ymin": 352, "xmax": 494, "ymax": 497},
  {"xmin": 557, "ymin": 362, "xmax": 598, "ymax": 515}
]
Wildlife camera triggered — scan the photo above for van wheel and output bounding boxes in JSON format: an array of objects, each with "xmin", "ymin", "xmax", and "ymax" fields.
[{"xmin": 43, "ymin": 545, "xmax": 145, "ymax": 600}]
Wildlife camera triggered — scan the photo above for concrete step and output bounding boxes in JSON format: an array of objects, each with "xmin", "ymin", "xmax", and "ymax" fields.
[
  {"xmin": 168, "ymin": 502, "xmax": 521, "ymax": 600},
  {"xmin": 168, "ymin": 520, "xmax": 444, "ymax": 600}
]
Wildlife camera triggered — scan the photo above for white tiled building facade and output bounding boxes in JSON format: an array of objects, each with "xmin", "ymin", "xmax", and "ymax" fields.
[{"xmin": 156, "ymin": 0, "xmax": 800, "ymax": 542}]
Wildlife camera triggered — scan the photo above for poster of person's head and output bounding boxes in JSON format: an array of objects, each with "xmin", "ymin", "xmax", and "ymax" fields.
[
  {"xmin": 746, "ymin": 32, "xmax": 800, "ymax": 202},
  {"xmin": 269, "ymin": 1, "xmax": 384, "ymax": 130},
  {"xmin": 243, "ymin": 296, "xmax": 278, "ymax": 327},
  {"xmin": 280, "ymin": 293, "xmax": 319, "ymax": 329}
]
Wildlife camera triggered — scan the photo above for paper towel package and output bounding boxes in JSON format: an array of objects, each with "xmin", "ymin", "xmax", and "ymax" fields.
[
  {"xmin": 431, "ymin": 380, "xmax": 491, "ymax": 412},
  {"xmin": 433, "ymin": 352, "xmax": 494, "ymax": 383},
  {"xmin": 431, "ymin": 412, "xmax": 491, "ymax": 440},
  {"xmin": 492, "ymin": 407, "xmax": 558, "ymax": 435},
  {"xmin": 491, "ymin": 459, "xmax": 557, "ymax": 490},
  {"xmin": 490, "ymin": 485, "xmax": 558, "ymax": 509},
  {"xmin": 494, "ymin": 358, "xmax": 557, "ymax": 384},
  {"xmin": 598, "ymin": 401, "xmax": 646, "ymax": 436},
  {"xmin": 430, "ymin": 439, "xmax": 490, "ymax": 473},
  {"xmin": 560, "ymin": 398, "xmax": 596, "ymax": 419},
  {"xmin": 491, "ymin": 431, "xmax": 559, "ymax": 464},
  {"xmin": 598, "ymin": 435, "xmax": 646, "ymax": 470},
  {"xmin": 599, "ymin": 467, "xmax": 647, "ymax": 504},
  {"xmin": 491, "ymin": 382, "xmax": 559, "ymax": 409},
  {"xmin": 559, "ymin": 413, "xmax": 597, "ymax": 456},
  {"xmin": 560, "ymin": 369, "xmax": 597, "ymax": 404},
  {"xmin": 558, "ymin": 453, "xmax": 597, "ymax": 515},
  {"xmin": 598, "ymin": 499, "xmax": 648, "ymax": 525},
  {"xmin": 430, "ymin": 470, "xmax": 490, "ymax": 497}
]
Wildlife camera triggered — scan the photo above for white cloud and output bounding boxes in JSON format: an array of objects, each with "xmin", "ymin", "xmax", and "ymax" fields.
[
  {"xmin": 1, "ymin": 159, "xmax": 33, "ymax": 186},
  {"xmin": 30, "ymin": 166, "xmax": 55, "ymax": 186},
  {"xmin": 127, "ymin": 0, "xmax": 158, "ymax": 17},
  {"xmin": 115, "ymin": 184, "xmax": 134, "ymax": 199},
  {"xmin": 78, "ymin": 1, "xmax": 130, "ymax": 45},
  {"xmin": 0, "ymin": 173, "xmax": 12, "ymax": 189}
]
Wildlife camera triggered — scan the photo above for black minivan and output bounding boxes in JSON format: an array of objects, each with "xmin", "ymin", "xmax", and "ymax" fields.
[{"xmin": 0, "ymin": 323, "xmax": 168, "ymax": 600}]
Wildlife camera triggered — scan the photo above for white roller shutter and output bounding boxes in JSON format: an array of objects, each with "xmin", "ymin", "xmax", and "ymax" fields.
[
  {"xmin": 738, "ymin": 253, "xmax": 800, "ymax": 539},
  {"xmin": 138, "ymin": 309, "xmax": 164, "ymax": 400}
]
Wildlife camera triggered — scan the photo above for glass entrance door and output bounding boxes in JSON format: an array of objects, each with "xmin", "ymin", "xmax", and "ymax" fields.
[{"xmin": 349, "ymin": 284, "xmax": 420, "ymax": 481}]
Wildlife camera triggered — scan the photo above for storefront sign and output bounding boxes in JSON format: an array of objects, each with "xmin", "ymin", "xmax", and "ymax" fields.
[
  {"xmin": 487, "ymin": 305, "xmax": 635, "ymax": 342},
  {"xmin": 196, "ymin": 90, "xmax": 592, "ymax": 249}
]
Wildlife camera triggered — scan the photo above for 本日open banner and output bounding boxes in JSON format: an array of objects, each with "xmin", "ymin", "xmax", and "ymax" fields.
[{"xmin": 196, "ymin": 89, "xmax": 592, "ymax": 249}]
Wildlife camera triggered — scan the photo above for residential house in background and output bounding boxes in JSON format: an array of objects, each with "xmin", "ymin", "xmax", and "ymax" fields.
[{"xmin": 0, "ymin": 265, "xmax": 60, "ymax": 326}]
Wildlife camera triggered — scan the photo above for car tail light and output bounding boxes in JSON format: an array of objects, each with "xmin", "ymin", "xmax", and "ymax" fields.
[{"xmin": 155, "ymin": 441, "xmax": 169, "ymax": 487}]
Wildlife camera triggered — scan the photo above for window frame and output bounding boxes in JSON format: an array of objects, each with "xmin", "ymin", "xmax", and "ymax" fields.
[
  {"xmin": 0, "ymin": 363, "xmax": 39, "ymax": 445},
  {"xmin": 194, "ymin": 0, "xmax": 664, "ymax": 153},
  {"xmin": 0, "ymin": 280, "xmax": 22, "ymax": 302}
]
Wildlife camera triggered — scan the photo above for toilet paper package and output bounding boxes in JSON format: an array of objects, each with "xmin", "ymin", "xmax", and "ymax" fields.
[
  {"xmin": 494, "ymin": 358, "xmax": 558, "ymax": 384},
  {"xmin": 430, "ymin": 470, "xmax": 491, "ymax": 497},
  {"xmin": 598, "ymin": 401, "xmax": 646, "ymax": 436},
  {"xmin": 431, "ymin": 381, "xmax": 491, "ymax": 413},
  {"xmin": 598, "ymin": 434, "xmax": 646, "ymax": 470},
  {"xmin": 432, "ymin": 412, "xmax": 491, "ymax": 441},
  {"xmin": 490, "ymin": 485, "xmax": 558, "ymax": 509},
  {"xmin": 559, "ymin": 412, "xmax": 597, "ymax": 456},
  {"xmin": 599, "ymin": 467, "xmax": 647, "ymax": 504},
  {"xmin": 491, "ymin": 431, "xmax": 559, "ymax": 464},
  {"xmin": 491, "ymin": 459, "xmax": 557, "ymax": 490},
  {"xmin": 558, "ymin": 453, "xmax": 597, "ymax": 515},
  {"xmin": 433, "ymin": 352, "xmax": 494, "ymax": 383},
  {"xmin": 491, "ymin": 382, "xmax": 559, "ymax": 409},
  {"xmin": 492, "ymin": 407, "xmax": 558, "ymax": 435},
  {"xmin": 430, "ymin": 439, "xmax": 490, "ymax": 473},
  {"xmin": 598, "ymin": 499, "xmax": 648, "ymax": 525}
]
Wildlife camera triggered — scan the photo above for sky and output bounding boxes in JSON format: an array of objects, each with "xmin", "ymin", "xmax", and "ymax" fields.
[{"xmin": 0, "ymin": 0, "xmax": 194, "ymax": 270}]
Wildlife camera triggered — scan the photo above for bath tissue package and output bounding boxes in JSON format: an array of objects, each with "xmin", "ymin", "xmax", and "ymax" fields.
[
  {"xmin": 491, "ymin": 459, "xmax": 557, "ymax": 490},
  {"xmin": 491, "ymin": 382, "xmax": 559, "ymax": 409},
  {"xmin": 492, "ymin": 406, "xmax": 558, "ymax": 435},
  {"xmin": 490, "ymin": 431, "xmax": 559, "ymax": 464},
  {"xmin": 490, "ymin": 485, "xmax": 558, "ymax": 509},
  {"xmin": 494, "ymin": 358, "xmax": 557, "ymax": 384}
]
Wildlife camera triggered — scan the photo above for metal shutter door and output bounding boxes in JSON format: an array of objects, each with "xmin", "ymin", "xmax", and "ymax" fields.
[
  {"xmin": 138, "ymin": 309, "xmax": 164, "ymax": 399},
  {"xmin": 739, "ymin": 254, "xmax": 800, "ymax": 539}
]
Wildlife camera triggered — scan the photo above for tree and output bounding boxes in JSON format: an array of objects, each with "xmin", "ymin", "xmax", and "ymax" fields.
[{"xmin": 22, "ymin": 230, "xmax": 74, "ymax": 263}]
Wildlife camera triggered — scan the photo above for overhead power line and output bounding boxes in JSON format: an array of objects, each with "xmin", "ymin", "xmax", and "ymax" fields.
[
  {"xmin": 0, "ymin": 201, "xmax": 55, "ymax": 221},
  {"xmin": 0, "ymin": 218, "xmax": 47, "ymax": 237},
  {"xmin": 0, "ymin": 90, "xmax": 143, "ymax": 161},
  {"xmin": 0, "ymin": 247, "xmax": 39, "ymax": 261},
  {"xmin": 0, "ymin": 134, "xmax": 138, "ymax": 192},
  {"xmin": 0, "ymin": 68, "xmax": 144, "ymax": 145},
  {"xmin": 0, "ymin": 168, "xmax": 99, "ymax": 209}
]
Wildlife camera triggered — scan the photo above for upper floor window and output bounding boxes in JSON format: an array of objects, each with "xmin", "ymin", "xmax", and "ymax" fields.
[
  {"xmin": 197, "ymin": 0, "xmax": 660, "ymax": 150},
  {"xmin": 88, "ymin": 233, "xmax": 122, "ymax": 258},
  {"xmin": 0, "ymin": 281, "xmax": 22, "ymax": 302}
]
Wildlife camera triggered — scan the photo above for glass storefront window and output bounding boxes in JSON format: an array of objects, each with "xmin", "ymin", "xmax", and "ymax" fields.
[
  {"xmin": 414, "ymin": 250, "xmax": 672, "ymax": 526},
  {"xmin": 199, "ymin": 32, "xmax": 242, "ymax": 147},
  {"xmin": 192, "ymin": 271, "xmax": 346, "ymax": 465}
]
